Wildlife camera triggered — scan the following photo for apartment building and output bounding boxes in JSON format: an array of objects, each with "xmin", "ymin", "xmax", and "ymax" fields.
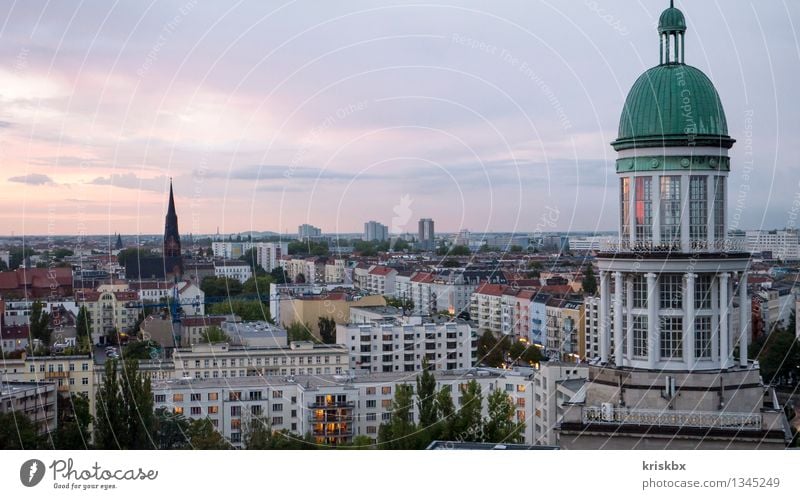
[
  {"xmin": 530, "ymin": 362, "xmax": 588, "ymax": 446},
  {"xmin": 130, "ymin": 280, "xmax": 206, "ymax": 315},
  {"xmin": 745, "ymin": 229, "xmax": 800, "ymax": 260},
  {"xmin": 470, "ymin": 283, "xmax": 505, "ymax": 334},
  {"xmin": 152, "ymin": 368, "xmax": 533, "ymax": 447},
  {"xmin": 214, "ymin": 263, "xmax": 252, "ymax": 284},
  {"xmin": 172, "ymin": 341, "xmax": 349, "ymax": 380},
  {"xmin": 279, "ymin": 257, "xmax": 326, "ymax": 284},
  {"xmin": 336, "ymin": 319, "xmax": 476, "ymax": 373},
  {"xmin": 0, "ymin": 381, "xmax": 57, "ymax": 434},
  {"xmin": 74, "ymin": 289, "xmax": 140, "ymax": 344},
  {"xmin": 544, "ymin": 298, "xmax": 585, "ymax": 361},
  {"xmin": 324, "ymin": 259, "xmax": 348, "ymax": 284},
  {"xmin": 364, "ymin": 266, "xmax": 397, "ymax": 296}
]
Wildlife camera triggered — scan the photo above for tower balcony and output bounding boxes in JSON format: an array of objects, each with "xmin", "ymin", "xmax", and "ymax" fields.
[
  {"xmin": 581, "ymin": 406, "xmax": 762, "ymax": 431},
  {"xmin": 600, "ymin": 238, "xmax": 746, "ymax": 255}
]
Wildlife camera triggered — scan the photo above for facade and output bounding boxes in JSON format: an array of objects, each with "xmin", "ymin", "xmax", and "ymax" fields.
[
  {"xmin": 0, "ymin": 268, "xmax": 73, "ymax": 299},
  {"xmin": 0, "ymin": 381, "xmax": 57, "ymax": 435},
  {"xmin": 363, "ymin": 221, "xmax": 389, "ymax": 242},
  {"xmin": 324, "ymin": 259, "xmax": 348, "ymax": 284},
  {"xmin": 211, "ymin": 241, "xmax": 288, "ymax": 272},
  {"xmin": 298, "ymin": 224, "xmax": 322, "ymax": 240},
  {"xmin": 418, "ymin": 218, "xmax": 435, "ymax": 251},
  {"xmin": 74, "ymin": 289, "xmax": 140, "ymax": 344},
  {"xmin": 279, "ymin": 257, "xmax": 326, "ymax": 284},
  {"xmin": 214, "ymin": 263, "xmax": 252, "ymax": 283},
  {"xmin": 557, "ymin": 5, "xmax": 790, "ymax": 449},
  {"xmin": 152, "ymin": 368, "xmax": 533, "ymax": 447},
  {"xmin": 130, "ymin": 280, "xmax": 205, "ymax": 315},
  {"xmin": 172, "ymin": 341, "xmax": 349, "ymax": 379},
  {"xmin": 745, "ymin": 229, "xmax": 799, "ymax": 260},
  {"xmin": 256, "ymin": 242, "xmax": 288, "ymax": 272},
  {"xmin": 364, "ymin": 266, "xmax": 397, "ymax": 296},
  {"xmin": 531, "ymin": 362, "xmax": 588, "ymax": 447},
  {"xmin": 336, "ymin": 319, "xmax": 476, "ymax": 373},
  {"xmin": 544, "ymin": 298, "xmax": 584, "ymax": 361},
  {"xmin": 182, "ymin": 315, "xmax": 228, "ymax": 345},
  {"xmin": 583, "ymin": 295, "xmax": 600, "ymax": 360}
]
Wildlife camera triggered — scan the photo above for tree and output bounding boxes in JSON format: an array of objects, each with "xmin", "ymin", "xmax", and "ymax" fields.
[
  {"xmin": 208, "ymin": 300, "xmax": 269, "ymax": 321},
  {"xmin": 200, "ymin": 276, "xmax": 243, "ymax": 297},
  {"xmin": 242, "ymin": 275, "xmax": 273, "ymax": 296},
  {"xmin": 416, "ymin": 361, "xmax": 437, "ymax": 431},
  {"xmin": 76, "ymin": 306, "xmax": 92, "ymax": 342},
  {"xmin": 53, "ymin": 393, "xmax": 93, "ymax": 449},
  {"xmin": 318, "ymin": 317, "xmax": 337, "ymax": 344},
  {"xmin": 122, "ymin": 340, "xmax": 161, "ymax": 360},
  {"xmin": 30, "ymin": 300, "xmax": 51, "ymax": 347},
  {"xmin": 287, "ymin": 322, "xmax": 316, "ymax": 342},
  {"xmin": 269, "ymin": 267, "xmax": 289, "ymax": 284},
  {"xmin": 154, "ymin": 408, "xmax": 190, "ymax": 449},
  {"xmin": 187, "ymin": 418, "xmax": 231, "ymax": 449},
  {"xmin": 434, "ymin": 385, "xmax": 457, "ymax": 441},
  {"xmin": 95, "ymin": 358, "xmax": 155, "ymax": 449},
  {"xmin": 200, "ymin": 326, "xmax": 230, "ymax": 344},
  {"xmin": 295, "ymin": 272, "xmax": 306, "ymax": 284},
  {"xmin": 583, "ymin": 264, "xmax": 597, "ymax": 295},
  {"xmin": 244, "ymin": 417, "xmax": 314, "ymax": 449},
  {"xmin": 0, "ymin": 411, "xmax": 43, "ymax": 449},
  {"xmin": 116, "ymin": 247, "xmax": 153, "ymax": 267},
  {"xmin": 454, "ymin": 380, "xmax": 484, "ymax": 442},
  {"xmin": 476, "ymin": 330, "xmax": 510, "ymax": 368},
  {"xmin": 484, "ymin": 390, "xmax": 524, "ymax": 443},
  {"xmin": 378, "ymin": 384, "xmax": 417, "ymax": 449},
  {"xmin": 758, "ymin": 328, "xmax": 800, "ymax": 385},
  {"xmin": 392, "ymin": 238, "xmax": 410, "ymax": 252},
  {"xmin": 9, "ymin": 246, "xmax": 36, "ymax": 269}
]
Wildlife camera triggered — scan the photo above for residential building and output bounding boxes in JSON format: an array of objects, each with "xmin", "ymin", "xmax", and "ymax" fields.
[
  {"xmin": 214, "ymin": 263, "xmax": 252, "ymax": 283},
  {"xmin": 365, "ymin": 266, "xmax": 397, "ymax": 296},
  {"xmin": 182, "ymin": 315, "xmax": 228, "ymax": 346},
  {"xmin": 745, "ymin": 230, "xmax": 800, "ymax": 260},
  {"xmin": 363, "ymin": 221, "xmax": 389, "ymax": 242},
  {"xmin": 531, "ymin": 362, "xmax": 588, "ymax": 446},
  {"xmin": 74, "ymin": 289, "xmax": 140, "ymax": 344},
  {"xmin": 220, "ymin": 321, "xmax": 287, "ymax": 348},
  {"xmin": 544, "ymin": 298, "xmax": 584, "ymax": 361},
  {"xmin": 418, "ymin": 218, "xmax": 435, "ymax": 251},
  {"xmin": 324, "ymin": 259, "xmax": 348, "ymax": 284},
  {"xmin": 298, "ymin": 224, "xmax": 322, "ymax": 240},
  {"xmin": 0, "ymin": 268, "xmax": 73, "ymax": 299},
  {"xmin": 0, "ymin": 381, "xmax": 57, "ymax": 435}
]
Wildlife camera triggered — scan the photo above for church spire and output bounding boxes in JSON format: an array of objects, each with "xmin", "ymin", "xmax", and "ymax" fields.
[{"xmin": 164, "ymin": 178, "xmax": 181, "ymax": 258}]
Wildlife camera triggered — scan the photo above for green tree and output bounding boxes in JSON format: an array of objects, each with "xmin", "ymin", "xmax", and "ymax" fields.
[
  {"xmin": 200, "ymin": 276, "xmax": 243, "ymax": 297},
  {"xmin": 122, "ymin": 340, "xmax": 161, "ymax": 360},
  {"xmin": 116, "ymin": 247, "xmax": 153, "ymax": 267},
  {"xmin": 758, "ymin": 329, "xmax": 800, "ymax": 384},
  {"xmin": 244, "ymin": 417, "xmax": 314, "ymax": 449},
  {"xmin": 95, "ymin": 358, "xmax": 155, "ymax": 449},
  {"xmin": 392, "ymin": 239, "xmax": 410, "ymax": 252},
  {"xmin": 187, "ymin": 418, "xmax": 231, "ymax": 449},
  {"xmin": 286, "ymin": 322, "xmax": 316, "ymax": 342},
  {"xmin": 208, "ymin": 300, "xmax": 269, "ymax": 321},
  {"xmin": 484, "ymin": 390, "xmax": 524, "ymax": 443},
  {"xmin": 76, "ymin": 306, "xmax": 92, "ymax": 342},
  {"xmin": 9, "ymin": 246, "xmax": 36, "ymax": 269},
  {"xmin": 240, "ymin": 248, "xmax": 266, "ymax": 276},
  {"xmin": 318, "ymin": 317, "xmax": 337, "ymax": 344},
  {"xmin": 0, "ymin": 411, "xmax": 43, "ymax": 449},
  {"xmin": 454, "ymin": 380, "xmax": 484, "ymax": 442},
  {"xmin": 30, "ymin": 300, "xmax": 51, "ymax": 347},
  {"xmin": 416, "ymin": 361, "xmax": 437, "ymax": 431},
  {"xmin": 378, "ymin": 384, "xmax": 417, "ymax": 449},
  {"xmin": 583, "ymin": 264, "xmax": 597, "ymax": 295},
  {"xmin": 200, "ymin": 326, "xmax": 230, "ymax": 344},
  {"xmin": 242, "ymin": 275, "xmax": 274, "ymax": 296},
  {"xmin": 269, "ymin": 267, "xmax": 289, "ymax": 284},
  {"xmin": 434, "ymin": 385, "xmax": 457, "ymax": 441},
  {"xmin": 476, "ymin": 330, "xmax": 510, "ymax": 368},
  {"xmin": 53, "ymin": 393, "xmax": 93, "ymax": 449},
  {"xmin": 154, "ymin": 408, "xmax": 190, "ymax": 449}
]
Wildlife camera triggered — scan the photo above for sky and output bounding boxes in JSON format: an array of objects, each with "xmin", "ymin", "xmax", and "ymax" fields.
[{"xmin": 0, "ymin": 0, "xmax": 797, "ymax": 236}]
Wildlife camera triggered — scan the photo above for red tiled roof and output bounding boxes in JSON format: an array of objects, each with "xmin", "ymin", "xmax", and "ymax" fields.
[
  {"xmin": 540, "ymin": 285, "xmax": 573, "ymax": 296},
  {"xmin": 0, "ymin": 324, "xmax": 29, "ymax": 340},
  {"xmin": 182, "ymin": 316, "xmax": 226, "ymax": 327},
  {"xmin": 411, "ymin": 272, "xmax": 435, "ymax": 283},
  {"xmin": 369, "ymin": 266, "xmax": 396, "ymax": 276},
  {"xmin": 0, "ymin": 268, "xmax": 72, "ymax": 290},
  {"xmin": 474, "ymin": 283, "xmax": 506, "ymax": 296}
]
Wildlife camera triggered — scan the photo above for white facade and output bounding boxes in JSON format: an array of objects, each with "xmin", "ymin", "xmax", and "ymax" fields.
[
  {"xmin": 256, "ymin": 242, "xmax": 288, "ymax": 272},
  {"xmin": 214, "ymin": 263, "xmax": 252, "ymax": 283},
  {"xmin": 745, "ymin": 230, "xmax": 800, "ymax": 260},
  {"xmin": 363, "ymin": 221, "xmax": 389, "ymax": 242},
  {"xmin": 336, "ymin": 320, "xmax": 476, "ymax": 372}
]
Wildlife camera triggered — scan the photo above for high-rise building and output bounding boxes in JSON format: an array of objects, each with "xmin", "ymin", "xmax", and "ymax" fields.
[
  {"xmin": 363, "ymin": 221, "xmax": 389, "ymax": 242},
  {"xmin": 298, "ymin": 224, "xmax": 322, "ymax": 240},
  {"xmin": 558, "ymin": 3, "xmax": 789, "ymax": 449},
  {"xmin": 418, "ymin": 218, "xmax": 435, "ymax": 251}
]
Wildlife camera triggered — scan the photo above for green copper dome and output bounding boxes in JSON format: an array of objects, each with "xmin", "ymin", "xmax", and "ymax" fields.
[
  {"xmin": 612, "ymin": 3, "xmax": 735, "ymax": 151},
  {"xmin": 658, "ymin": 7, "xmax": 686, "ymax": 33}
]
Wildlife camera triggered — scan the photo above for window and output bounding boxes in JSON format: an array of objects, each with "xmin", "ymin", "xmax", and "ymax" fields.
[
  {"xmin": 271, "ymin": 416, "xmax": 283, "ymax": 426},
  {"xmin": 660, "ymin": 176, "xmax": 681, "ymax": 244},
  {"xmin": 632, "ymin": 316, "xmax": 648, "ymax": 358},
  {"xmin": 695, "ymin": 275, "xmax": 712, "ymax": 309},
  {"xmin": 249, "ymin": 391, "xmax": 262, "ymax": 400},
  {"xmin": 659, "ymin": 317, "xmax": 683, "ymax": 359},
  {"xmin": 230, "ymin": 432, "xmax": 241, "ymax": 443},
  {"xmin": 632, "ymin": 276, "xmax": 647, "ymax": 308},
  {"xmin": 381, "ymin": 386, "xmax": 391, "ymax": 395},
  {"xmin": 713, "ymin": 176, "xmax": 725, "ymax": 240},
  {"xmin": 190, "ymin": 393, "xmax": 201, "ymax": 401},
  {"xmin": 230, "ymin": 391, "xmax": 241, "ymax": 401},
  {"xmin": 272, "ymin": 403, "xmax": 283, "ymax": 412},
  {"xmin": 154, "ymin": 394, "xmax": 166, "ymax": 403},
  {"xmin": 208, "ymin": 406, "xmax": 218, "ymax": 414},
  {"xmin": 208, "ymin": 392, "xmax": 218, "ymax": 401},
  {"xmin": 82, "ymin": 378, "xmax": 88, "ymax": 385},
  {"xmin": 635, "ymin": 176, "xmax": 652, "ymax": 242},
  {"xmin": 366, "ymin": 413, "xmax": 377, "ymax": 421},
  {"xmin": 381, "ymin": 399, "xmax": 392, "ymax": 409},
  {"xmin": 231, "ymin": 406, "xmax": 241, "ymax": 416},
  {"xmin": 689, "ymin": 176, "xmax": 707, "ymax": 242},
  {"xmin": 366, "ymin": 426, "xmax": 377, "ymax": 434},
  {"xmin": 620, "ymin": 177, "xmax": 631, "ymax": 239},
  {"xmin": 516, "ymin": 384, "xmax": 526, "ymax": 393},
  {"xmin": 505, "ymin": 383, "xmax": 513, "ymax": 392},
  {"xmin": 659, "ymin": 274, "xmax": 682, "ymax": 309},
  {"xmin": 190, "ymin": 407, "xmax": 201, "ymax": 415},
  {"xmin": 366, "ymin": 400, "xmax": 377, "ymax": 408},
  {"xmin": 173, "ymin": 407, "xmax": 183, "ymax": 415},
  {"xmin": 272, "ymin": 390, "xmax": 283, "ymax": 399},
  {"xmin": 173, "ymin": 394, "xmax": 183, "ymax": 402},
  {"xmin": 231, "ymin": 419, "xmax": 241, "ymax": 430},
  {"xmin": 695, "ymin": 316, "xmax": 712, "ymax": 359}
]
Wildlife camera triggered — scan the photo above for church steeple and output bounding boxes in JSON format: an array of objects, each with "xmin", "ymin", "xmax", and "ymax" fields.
[{"xmin": 164, "ymin": 178, "xmax": 181, "ymax": 258}]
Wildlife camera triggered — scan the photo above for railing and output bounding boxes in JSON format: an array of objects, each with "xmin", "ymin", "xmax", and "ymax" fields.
[
  {"xmin": 601, "ymin": 239, "xmax": 747, "ymax": 253},
  {"xmin": 582, "ymin": 406, "xmax": 762, "ymax": 430},
  {"xmin": 308, "ymin": 401, "xmax": 355, "ymax": 409}
]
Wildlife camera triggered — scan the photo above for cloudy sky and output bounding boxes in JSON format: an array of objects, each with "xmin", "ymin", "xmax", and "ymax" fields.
[{"xmin": 0, "ymin": 0, "xmax": 797, "ymax": 236}]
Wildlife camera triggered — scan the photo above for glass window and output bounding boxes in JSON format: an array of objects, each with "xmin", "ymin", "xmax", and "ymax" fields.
[
  {"xmin": 713, "ymin": 176, "xmax": 725, "ymax": 241},
  {"xmin": 695, "ymin": 316, "xmax": 712, "ymax": 359},
  {"xmin": 634, "ymin": 177, "xmax": 652, "ymax": 242},
  {"xmin": 632, "ymin": 276, "xmax": 647, "ymax": 308},
  {"xmin": 620, "ymin": 177, "xmax": 631, "ymax": 239},
  {"xmin": 694, "ymin": 275, "xmax": 712, "ymax": 309},
  {"xmin": 659, "ymin": 274, "xmax": 683, "ymax": 309},
  {"xmin": 659, "ymin": 317, "xmax": 683, "ymax": 359},
  {"xmin": 689, "ymin": 176, "xmax": 707, "ymax": 243},
  {"xmin": 660, "ymin": 176, "xmax": 681, "ymax": 245},
  {"xmin": 633, "ymin": 316, "xmax": 648, "ymax": 358}
]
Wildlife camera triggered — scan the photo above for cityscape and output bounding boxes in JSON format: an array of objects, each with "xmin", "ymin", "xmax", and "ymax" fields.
[{"xmin": 1, "ymin": 0, "xmax": 799, "ymax": 459}]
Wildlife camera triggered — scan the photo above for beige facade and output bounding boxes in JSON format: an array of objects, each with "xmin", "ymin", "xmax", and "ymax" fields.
[{"xmin": 279, "ymin": 294, "xmax": 386, "ymax": 337}]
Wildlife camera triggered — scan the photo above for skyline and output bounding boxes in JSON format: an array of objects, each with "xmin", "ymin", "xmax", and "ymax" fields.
[{"xmin": 0, "ymin": 1, "xmax": 797, "ymax": 235}]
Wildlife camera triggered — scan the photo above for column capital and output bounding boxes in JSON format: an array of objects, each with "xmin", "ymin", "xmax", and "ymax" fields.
[
  {"xmin": 645, "ymin": 272, "xmax": 657, "ymax": 280},
  {"xmin": 719, "ymin": 272, "xmax": 730, "ymax": 281},
  {"xmin": 685, "ymin": 272, "xmax": 697, "ymax": 280},
  {"xmin": 613, "ymin": 271, "xmax": 623, "ymax": 278}
]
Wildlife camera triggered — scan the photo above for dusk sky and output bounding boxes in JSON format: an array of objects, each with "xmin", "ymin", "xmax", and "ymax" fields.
[{"xmin": 0, "ymin": 0, "xmax": 797, "ymax": 236}]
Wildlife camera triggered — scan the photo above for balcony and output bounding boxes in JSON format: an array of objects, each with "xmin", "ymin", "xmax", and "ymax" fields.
[
  {"xmin": 581, "ymin": 407, "xmax": 762, "ymax": 431},
  {"xmin": 600, "ymin": 239, "xmax": 746, "ymax": 254},
  {"xmin": 308, "ymin": 400, "xmax": 355, "ymax": 409}
]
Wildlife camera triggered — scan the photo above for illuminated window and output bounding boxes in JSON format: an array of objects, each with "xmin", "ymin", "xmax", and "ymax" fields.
[
  {"xmin": 620, "ymin": 177, "xmax": 631, "ymax": 239},
  {"xmin": 635, "ymin": 176, "xmax": 652, "ymax": 242},
  {"xmin": 208, "ymin": 392, "xmax": 218, "ymax": 401},
  {"xmin": 173, "ymin": 394, "xmax": 183, "ymax": 402}
]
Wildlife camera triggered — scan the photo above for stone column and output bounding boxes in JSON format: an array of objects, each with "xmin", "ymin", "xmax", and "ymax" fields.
[
  {"xmin": 652, "ymin": 176, "xmax": 662, "ymax": 246},
  {"xmin": 626, "ymin": 276, "xmax": 634, "ymax": 362},
  {"xmin": 685, "ymin": 273, "xmax": 696, "ymax": 370},
  {"xmin": 647, "ymin": 272, "xmax": 658, "ymax": 369},
  {"xmin": 614, "ymin": 271, "xmax": 624, "ymax": 366},
  {"xmin": 680, "ymin": 174, "xmax": 690, "ymax": 252},
  {"xmin": 710, "ymin": 276, "xmax": 719, "ymax": 364},
  {"xmin": 719, "ymin": 273, "xmax": 730, "ymax": 368},
  {"xmin": 599, "ymin": 271, "xmax": 610, "ymax": 364},
  {"xmin": 739, "ymin": 272, "xmax": 749, "ymax": 367}
]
